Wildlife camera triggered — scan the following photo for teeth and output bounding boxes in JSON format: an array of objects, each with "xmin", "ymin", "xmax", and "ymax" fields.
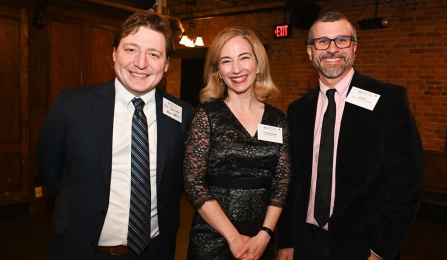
[
  {"xmin": 231, "ymin": 75, "xmax": 247, "ymax": 83},
  {"xmin": 131, "ymin": 72, "xmax": 147, "ymax": 78}
]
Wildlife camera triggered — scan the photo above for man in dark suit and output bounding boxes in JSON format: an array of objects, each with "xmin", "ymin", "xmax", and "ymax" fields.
[
  {"xmin": 37, "ymin": 12, "xmax": 194, "ymax": 259},
  {"xmin": 277, "ymin": 11, "xmax": 424, "ymax": 260}
]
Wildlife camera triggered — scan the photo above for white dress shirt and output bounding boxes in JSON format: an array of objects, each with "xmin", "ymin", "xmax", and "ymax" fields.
[{"xmin": 98, "ymin": 78, "xmax": 159, "ymax": 246}]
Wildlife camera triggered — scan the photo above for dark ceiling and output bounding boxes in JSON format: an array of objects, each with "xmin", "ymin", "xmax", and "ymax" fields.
[
  {"xmin": 166, "ymin": 0, "xmax": 284, "ymax": 18},
  {"xmin": 107, "ymin": 0, "xmax": 287, "ymax": 20}
]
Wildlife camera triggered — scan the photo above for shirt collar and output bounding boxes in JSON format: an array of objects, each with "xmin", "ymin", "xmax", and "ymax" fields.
[
  {"xmin": 318, "ymin": 68, "xmax": 354, "ymax": 100},
  {"xmin": 114, "ymin": 78, "xmax": 156, "ymax": 109}
]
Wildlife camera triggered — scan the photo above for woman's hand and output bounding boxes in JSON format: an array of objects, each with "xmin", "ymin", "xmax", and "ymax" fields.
[
  {"xmin": 228, "ymin": 234, "xmax": 251, "ymax": 259},
  {"xmin": 234, "ymin": 230, "xmax": 270, "ymax": 260}
]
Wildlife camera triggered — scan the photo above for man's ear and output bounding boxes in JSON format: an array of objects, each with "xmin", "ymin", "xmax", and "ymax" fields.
[
  {"xmin": 112, "ymin": 48, "xmax": 117, "ymax": 62},
  {"xmin": 307, "ymin": 45, "xmax": 313, "ymax": 61}
]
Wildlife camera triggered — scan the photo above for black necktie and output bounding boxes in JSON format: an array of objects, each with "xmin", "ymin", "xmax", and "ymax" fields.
[
  {"xmin": 128, "ymin": 98, "xmax": 151, "ymax": 255},
  {"xmin": 314, "ymin": 88, "xmax": 336, "ymax": 228}
]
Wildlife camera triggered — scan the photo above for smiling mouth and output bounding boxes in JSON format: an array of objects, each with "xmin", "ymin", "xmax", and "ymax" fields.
[
  {"xmin": 322, "ymin": 57, "xmax": 343, "ymax": 62},
  {"xmin": 230, "ymin": 75, "xmax": 247, "ymax": 83},
  {"xmin": 130, "ymin": 72, "xmax": 148, "ymax": 78}
]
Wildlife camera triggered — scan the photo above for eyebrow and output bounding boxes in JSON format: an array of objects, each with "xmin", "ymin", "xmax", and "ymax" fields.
[
  {"xmin": 122, "ymin": 43, "xmax": 163, "ymax": 53},
  {"xmin": 219, "ymin": 52, "xmax": 252, "ymax": 60}
]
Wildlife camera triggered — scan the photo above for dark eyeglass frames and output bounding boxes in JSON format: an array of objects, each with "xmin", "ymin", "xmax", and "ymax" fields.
[{"xmin": 309, "ymin": 35, "xmax": 356, "ymax": 50}]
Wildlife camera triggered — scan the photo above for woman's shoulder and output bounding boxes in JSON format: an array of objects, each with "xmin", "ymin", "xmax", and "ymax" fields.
[
  {"xmin": 200, "ymin": 98, "xmax": 225, "ymax": 110},
  {"xmin": 265, "ymin": 103, "xmax": 286, "ymax": 118},
  {"xmin": 263, "ymin": 103, "xmax": 287, "ymax": 128}
]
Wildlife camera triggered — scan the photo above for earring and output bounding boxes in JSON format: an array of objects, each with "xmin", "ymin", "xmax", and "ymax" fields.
[
  {"xmin": 218, "ymin": 78, "xmax": 225, "ymax": 87},
  {"xmin": 217, "ymin": 72, "xmax": 224, "ymax": 87}
]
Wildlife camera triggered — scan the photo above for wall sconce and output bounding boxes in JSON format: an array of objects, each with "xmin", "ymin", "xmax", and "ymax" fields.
[
  {"xmin": 179, "ymin": 22, "xmax": 204, "ymax": 47},
  {"xmin": 358, "ymin": 17, "xmax": 388, "ymax": 30},
  {"xmin": 358, "ymin": 0, "xmax": 389, "ymax": 30}
]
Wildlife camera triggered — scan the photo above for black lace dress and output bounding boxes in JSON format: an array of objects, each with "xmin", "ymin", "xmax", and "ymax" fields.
[{"xmin": 184, "ymin": 99, "xmax": 291, "ymax": 260}]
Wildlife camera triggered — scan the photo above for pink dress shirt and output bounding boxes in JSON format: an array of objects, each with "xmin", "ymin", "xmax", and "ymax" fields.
[{"xmin": 306, "ymin": 68, "xmax": 354, "ymax": 229}]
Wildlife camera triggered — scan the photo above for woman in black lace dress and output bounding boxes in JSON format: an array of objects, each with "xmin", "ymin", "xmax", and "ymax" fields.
[{"xmin": 184, "ymin": 27, "xmax": 291, "ymax": 260}]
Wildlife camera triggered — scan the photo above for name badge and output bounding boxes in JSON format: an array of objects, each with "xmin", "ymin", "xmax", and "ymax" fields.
[
  {"xmin": 163, "ymin": 98, "xmax": 182, "ymax": 123},
  {"xmin": 257, "ymin": 124, "xmax": 283, "ymax": 144},
  {"xmin": 346, "ymin": 86, "xmax": 380, "ymax": 111}
]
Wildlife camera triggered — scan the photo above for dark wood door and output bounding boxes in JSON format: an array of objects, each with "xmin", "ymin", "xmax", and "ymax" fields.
[{"xmin": 0, "ymin": 7, "xmax": 30, "ymax": 205}]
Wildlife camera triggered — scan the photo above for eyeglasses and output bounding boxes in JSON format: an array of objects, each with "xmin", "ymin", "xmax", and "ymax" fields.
[{"xmin": 309, "ymin": 35, "xmax": 356, "ymax": 50}]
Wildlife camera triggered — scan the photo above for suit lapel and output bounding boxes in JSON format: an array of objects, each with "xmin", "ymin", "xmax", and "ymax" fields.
[
  {"xmin": 290, "ymin": 88, "xmax": 319, "ymax": 212},
  {"xmin": 303, "ymin": 89, "xmax": 319, "ymax": 177},
  {"xmin": 155, "ymin": 89, "xmax": 172, "ymax": 188},
  {"xmin": 336, "ymin": 71, "xmax": 370, "ymax": 175},
  {"xmin": 91, "ymin": 81, "xmax": 115, "ymax": 187}
]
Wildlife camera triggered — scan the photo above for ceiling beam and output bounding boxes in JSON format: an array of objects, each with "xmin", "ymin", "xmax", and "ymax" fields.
[{"xmin": 179, "ymin": 1, "xmax": 285, "ymax": 20}]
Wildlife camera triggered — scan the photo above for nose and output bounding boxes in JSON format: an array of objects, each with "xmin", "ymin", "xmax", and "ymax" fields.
[
  {"xmin": 134, "ymin": 52, "xmax": 148, "ymax": 69},
  {"xmin": 232, "ymin": 60, "xmax": 242, "ymax": 74},
  {"xmin": 326, "ymin": 40, "xmax": 339, "ymax": 52}
]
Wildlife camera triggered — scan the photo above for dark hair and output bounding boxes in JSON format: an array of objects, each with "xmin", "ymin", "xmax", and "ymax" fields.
[
  {"xmin": 113, "ymin": 12, "xmax": 174, "ymax": 61},
  {"xmin": 308, "ymin": 11, "xmax": 357, "ymax": 44}
]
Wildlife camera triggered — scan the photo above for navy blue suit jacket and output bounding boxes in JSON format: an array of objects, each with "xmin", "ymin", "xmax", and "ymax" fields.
[
  {"xmin": 37, "ymin": 80, "xmax": 194, "ymax": 259},
  {"xmin": 277, "ymin": 71, "xmax": 424, "ymax": 259}
]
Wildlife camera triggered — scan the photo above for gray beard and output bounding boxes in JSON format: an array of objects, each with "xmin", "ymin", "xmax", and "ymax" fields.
[
  {"xmin": 319, "ymin": 64, "xmax": 347, "ymax": 78},
  {"xmin": 313, "ymin": 54, "xmax": 355, "ymax": 79}
]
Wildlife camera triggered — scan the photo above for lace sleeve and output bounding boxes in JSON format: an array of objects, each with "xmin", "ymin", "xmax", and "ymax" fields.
[
  {"xmin": 270, "ymin": 116, "xmax": 292, "ymax": 207},
  {"xmin": 184, "ymin": 105, "xmax": 215, "ymax": 210}
]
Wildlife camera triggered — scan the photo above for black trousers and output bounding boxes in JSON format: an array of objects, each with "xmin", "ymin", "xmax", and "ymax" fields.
[
  {"xmin": 296, "ymin": 224, "xmax": 402, "ymax": 260},
  {"xmin": 295, "ymin": 223, "xmax": 334, "ymax": 260},
  {"xmin": 93, "ymin": 239, "xmax": 162, "ymax": 260}
]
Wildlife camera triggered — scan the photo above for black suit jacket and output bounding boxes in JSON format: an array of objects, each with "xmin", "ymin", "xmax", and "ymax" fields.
[
  {"xmin": 277, "ymin": 71, "xmax": 424, "ymax": 259},
  {"xmin": 37, "ymin": 80, "xmax": 194, "ymax": 259}
]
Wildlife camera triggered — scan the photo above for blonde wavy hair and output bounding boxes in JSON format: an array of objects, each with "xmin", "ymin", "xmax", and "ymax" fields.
[{"xmin": 200, "ymin": 27, "xmax": 279, "ymax": 103}]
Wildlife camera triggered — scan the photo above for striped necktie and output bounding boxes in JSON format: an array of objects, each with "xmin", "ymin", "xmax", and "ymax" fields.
[{"xmin": 128, "ymin": 97, "xmax": 151, "ymax": 255}]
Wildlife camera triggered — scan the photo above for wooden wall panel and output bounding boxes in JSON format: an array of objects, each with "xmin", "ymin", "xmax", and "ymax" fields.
[
  {"xmin": 0, "ymin": 7, "xmax": 29, "ymax": 204},
  {"xmin": 0, "ymin": 154, "xmax": 21, "ymax": 194},
  {"xmin": 83, "ymin": 25, "xmax": 116, "ymax": 86},
  {"xmin": 49, "ymin": 21, "xmax": 82, "ymax": 103},
  {"xmin": 0, "ymin": 17, "xmax": 20, "ymax": 143}
]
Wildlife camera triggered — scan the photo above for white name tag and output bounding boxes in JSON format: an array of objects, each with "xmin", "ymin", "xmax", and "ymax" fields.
[
  {"xmin": 257, "ymin": 124, "xmax": 283, "ymax": 144},
  {"xmin": 163, "ymin": 98, "xmax": 182, "ymax": 123},
  {"xmin": 346, "ymin": 86, "xmax": 380, "ymax": 111}
]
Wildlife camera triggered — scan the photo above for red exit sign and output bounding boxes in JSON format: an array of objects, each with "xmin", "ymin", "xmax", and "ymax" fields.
[{"xmin": 273, "ymin": 23, "xmax": 292, "ymax": 39}]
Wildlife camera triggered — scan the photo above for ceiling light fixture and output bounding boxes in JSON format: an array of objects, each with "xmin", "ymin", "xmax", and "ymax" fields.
[{"xmin": 179, "ymin": 22, "xmax": 204, "ymax": 47}]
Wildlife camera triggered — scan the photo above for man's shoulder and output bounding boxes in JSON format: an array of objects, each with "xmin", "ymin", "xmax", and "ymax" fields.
[
  {"xmin": 353, "ymin": 71, "xmax": 406, "ymax": 95},
  {"xmin": 56, "ymin": 80, "xmax": 114, "ymax": 105},
  {"xmin": 288, "ymin": 87, "xmax": 319, "ymax": 109},
  {"xmin": 59, "ymin": 80, "xmax": 113, "ymax": 97}
]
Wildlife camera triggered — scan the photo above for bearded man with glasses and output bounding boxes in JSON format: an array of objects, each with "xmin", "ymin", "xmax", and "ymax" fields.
[{"xmin": 276, "ymin": 11, "xmax": 424, "ymax": 260}]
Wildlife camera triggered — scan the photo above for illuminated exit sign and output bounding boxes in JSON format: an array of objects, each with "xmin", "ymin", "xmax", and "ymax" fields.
[{"xmin": 273, "ymin": 24, "xmax": 292, "ymax": 39}]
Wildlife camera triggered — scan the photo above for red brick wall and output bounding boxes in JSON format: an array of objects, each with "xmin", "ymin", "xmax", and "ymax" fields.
[{"xmin": 168, "ymin": 0, "xmax": 447, "ymax": 152}]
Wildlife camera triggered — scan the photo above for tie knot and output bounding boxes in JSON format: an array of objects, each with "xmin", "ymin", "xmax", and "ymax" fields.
[
  {"xmin": 326, "ymin": 89, "xmax": 336, "ymax": 99},
  {"xmin": 132, "ymin": 98, "xmax": 145, "ymax": 110}
]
